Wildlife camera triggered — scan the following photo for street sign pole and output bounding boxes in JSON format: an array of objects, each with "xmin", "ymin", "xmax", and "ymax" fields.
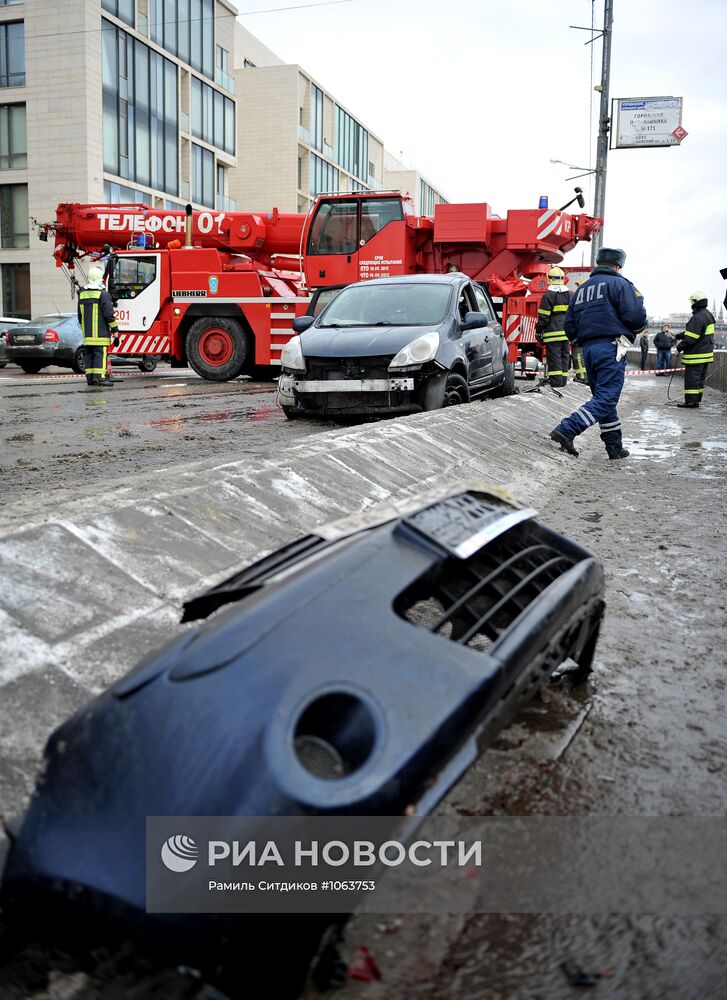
[{"xmin": 591, "ymin": 0, "xmax": 613, "ymax": 266}]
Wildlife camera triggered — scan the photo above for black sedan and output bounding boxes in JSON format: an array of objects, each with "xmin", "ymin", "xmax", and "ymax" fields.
[
  {"xmin": 276, "ymin": 274, "xmax": 515, "ymax": 418},
  {"xmin": 5, "ymin": 314, "xmax": 158, "ymax": 374}
]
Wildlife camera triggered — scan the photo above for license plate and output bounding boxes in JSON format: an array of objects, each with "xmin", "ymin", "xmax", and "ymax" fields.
[
  {"xmin": 291, "ymin": 378, "xmax": 415, "ymax": 393},
  {"xmin": 15, "ymin": 335, "xmax": 36, "ymax": 344}
]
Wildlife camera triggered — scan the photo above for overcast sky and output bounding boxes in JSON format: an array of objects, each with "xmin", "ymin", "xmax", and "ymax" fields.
[{"xmin": 238, "ymin": 0, "xmax": 726, "ymax": 320}]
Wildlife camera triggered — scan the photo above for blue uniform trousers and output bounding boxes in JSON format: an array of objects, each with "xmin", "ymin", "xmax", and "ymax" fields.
[{"xmin": 554, "ymin": 339, "xmax": 626, "ymax": 450}]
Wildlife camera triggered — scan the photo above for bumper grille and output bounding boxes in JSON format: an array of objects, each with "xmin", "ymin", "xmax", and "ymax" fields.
[
  {"xmin": 305, "ymin": 355, "xmax": 395, "ymax": 380},
  {"xmin": 396, "ymin": 524, "xmax": 577, "ymax": 654}
]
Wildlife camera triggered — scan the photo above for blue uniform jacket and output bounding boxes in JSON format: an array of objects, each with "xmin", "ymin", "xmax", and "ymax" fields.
[{"xmin": 564, "ymin": 266, "xmax": 646, "ymax": 346}]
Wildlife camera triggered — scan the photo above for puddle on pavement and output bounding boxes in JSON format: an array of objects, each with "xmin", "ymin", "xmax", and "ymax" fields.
[{"xmin": 149, "ymin": 406, "xmax": 280, "ymax": 431}]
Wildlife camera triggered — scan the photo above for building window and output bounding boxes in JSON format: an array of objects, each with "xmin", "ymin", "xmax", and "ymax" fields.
[
  {"xmin": 101, "ymin": 0, "xmax": 134, "ymax": 27},
  {"xmin": 102, "ymin": 19, "xmax": 178, "ymax": 196},
  {"xmin": 190, "ymin": 76, "xmax": 234, "ymax": 154},
  {"xmin": 419, "ymin": 179, "xmax": 446, "ymax": 216},
  {"xmin": 0, "ymin": 103, "xmax": 26, "ymax": 168},
  {"xmin": 0, "ymin": 183, "xmax": 28, "ymax": 248},
  {"xmin": 1, "ymin": 261, "xmax": 30, "ymax": 318},
  {"xmin": 309, "ymin": 153, "xmax": 339, "ymax": 198},
  {"xmin": 191, "ymin": 142, "xmax": 214, "ymax": 207},
  {"xmin": 0, "ymin": 22, "xmax": 24, "ymax": 88},
  {"xmin": 103, "ymin": 179, "xmax": 147, "ymax": 203},
  {"xmin": 150, "ymin": 0, "xmax": 212, "ymax": 76},
  {"xmin": 335, "ymin": 107, "xmax": 368, "ymax": 181},
  {"xmin": 311, "ymin": 84, "xmax": 323, "ymax": 152}
]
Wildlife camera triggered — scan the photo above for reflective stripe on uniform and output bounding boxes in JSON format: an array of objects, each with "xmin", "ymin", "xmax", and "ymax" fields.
[
  {"xmin": 552, "ymin": 304, "xmax": 569, "ymax": 312},
  {"xmin": 682, "ymin": 353, "xmax": 714, "ymax": 363},
  {"xmin": 684, "ymin": 388, "xmax": 704, "ymax": 395},
  {"xmin": 538, "ymin": 308, "xmax": 551, "ymax": 317},
  {"xmin": 543, "ymin": 332, "xmax": 569, "ymax": 342}
]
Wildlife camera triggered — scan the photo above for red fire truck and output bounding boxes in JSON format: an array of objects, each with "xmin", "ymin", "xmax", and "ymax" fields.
[{"xmin": 39, "ymin": 194, "xmax": 600, "ymax": 381}]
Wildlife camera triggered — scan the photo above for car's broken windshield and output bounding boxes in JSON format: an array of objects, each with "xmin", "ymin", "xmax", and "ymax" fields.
[{"xmin": 318, "ymin": 283, "xmax": 450, "ymax": 328}]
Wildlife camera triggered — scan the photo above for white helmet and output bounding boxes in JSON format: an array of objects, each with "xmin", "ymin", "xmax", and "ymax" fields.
[
  {"xmin": 688, "ymin": 290, "xmax": 706, "ymax": 304},
  {"xmin": 87, "ymin": 264, "xmax": 105, "ymax": 286}
]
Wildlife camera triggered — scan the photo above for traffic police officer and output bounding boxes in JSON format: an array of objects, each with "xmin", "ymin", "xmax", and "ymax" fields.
[
  {"xmin": 536, "ymin": 265, "xmax": 571, "ymax": 387},
  {"xmin": 78, "ymin": 264, "xmax": 119, "ymax": 388},
  {"xmin": 549, "ymin": 247, "xmax": 647, "ymax": 460},
  {"xmin": 675, "ymin": 291, "xmax": 714, "ymax": 408}
]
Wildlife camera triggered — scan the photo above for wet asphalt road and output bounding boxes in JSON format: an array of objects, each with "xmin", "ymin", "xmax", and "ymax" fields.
[
  {"xmin": 1, "ymin": 367, "xmax": 726, "ymax": 998},
  {"xmin": 0, "ymin": 364, "xmax": 333, "ymax": 505}
]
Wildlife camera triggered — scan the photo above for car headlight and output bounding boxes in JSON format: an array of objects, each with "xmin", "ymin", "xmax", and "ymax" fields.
[
  {"xmin": 280, "ymin": 335, "xmax": 306, "ymax": 372},
  {"xmin": 388, "ymin": 331, "xmax": 440, "ymax": 371}
]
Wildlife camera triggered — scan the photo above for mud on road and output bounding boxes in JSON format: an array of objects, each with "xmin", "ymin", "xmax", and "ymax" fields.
[
  {"xmin": 1, "ymin": 372, "xmax": 726, "ymax": 998},
  {"xmin": 325, "ymin": 381, "xmax": 727, "ymax": 1000},
  {"xmin": 0, "ymin": 367, "xmax": 334, "ymax": 505}
]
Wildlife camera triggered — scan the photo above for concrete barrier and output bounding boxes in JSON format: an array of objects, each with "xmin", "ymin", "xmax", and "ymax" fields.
[{"xmin": 0, "ymin": 381, "xmax": 646, "ymax": 816}]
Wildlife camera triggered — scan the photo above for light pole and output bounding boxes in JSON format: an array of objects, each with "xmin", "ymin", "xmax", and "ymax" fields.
[
  {"xmin": 569, "ymin": 0, "xmax": 614, "ymax": 265},
  {"xmin": 592, "ymin": 0, "xmax": 614, "ymax": 265}
]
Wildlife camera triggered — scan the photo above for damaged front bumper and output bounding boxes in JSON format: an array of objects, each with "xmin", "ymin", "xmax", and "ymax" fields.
[{"xmin": 0, "ymin": 482, "xmax": 605, "ymax": 990}]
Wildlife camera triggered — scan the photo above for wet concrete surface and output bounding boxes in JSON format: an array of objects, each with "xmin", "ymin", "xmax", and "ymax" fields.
[
  {"xmin": 322, "ymin": 379, "xmax": 727, "ymax": 1000},
  {"xmin": 1, "ymin": 372, "xmax": 726, "ymax": 998},
  {"xmin": 0, "ymin": 364, "xmax": 334, "ymax": 504}
]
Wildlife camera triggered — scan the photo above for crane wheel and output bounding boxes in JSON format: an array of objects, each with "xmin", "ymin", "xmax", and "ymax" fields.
[{"xmin": 186, "ymin": 317, "xmax": 248, "ymax": 381}]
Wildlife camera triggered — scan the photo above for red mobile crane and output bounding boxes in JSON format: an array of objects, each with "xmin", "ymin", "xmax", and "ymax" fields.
[{"xmin": 39, "ymin": 195, "xmax": 600, "ymax": 381}]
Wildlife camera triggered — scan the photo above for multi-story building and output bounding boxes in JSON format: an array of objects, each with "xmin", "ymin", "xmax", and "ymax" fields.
[
  {"xmin": 231, "ymin": 50, "xmax": 448, "ymax": 218},
  {"xmin": 1, "ymin": 0, "xmax": 239, "ymax": 317},
  {"xmin": 382, "ymin": 150, "xmax": 448, "ymax": 216},
  {"xmin": 1, "ymin": 0, "xmax": 446, "ymax": 318}
]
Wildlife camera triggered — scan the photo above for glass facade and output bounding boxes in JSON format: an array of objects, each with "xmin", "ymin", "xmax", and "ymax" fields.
[
  {"xmin": 103, "ymin": 179, "xmax": 148, "ymax": 203},
  {"xmin": 419, "ymin": 179, "xmax": 446, "ymax": 216},
  {"xmin": 102, "ymin": 19, "xmax": 178, "ymax": 196},
  {"xmin": 335, "ymin": 107, "xmax": 368, "ymax": 182},
  {"xmin": 150, "ymin": 0, "xmax": 214, "ymax": 79},
  {"xmin": 191, "ymin": 76, "xmax": 234, "ymax": 154},
  {"xmin": 310, "ymin": 154, "xmax": 339, "ymax": 197},
  {"xmin": 0, "ymin": 183, "xmax": 28, "ymax": 248},
  {"xmin": 311, "ymin": 83, "xmax": 323, "ymax": 152},
  {"xmin": 192, "ymin": 142, "xmax": 215, "ymax": 207},
  {"xmin": 0, "ymin": 22, "xmax": 24, "ymax": 88},
  {"xmin": 101, "ymin": 0, "xmax": 134, "ymax": 27},
  {"xmin": 0, "ymin": 103, "xmax": 26, "ymax": 168},
  {"xmin": 1, "ymin": 261, "xmax": 30, "ymax": 318}
]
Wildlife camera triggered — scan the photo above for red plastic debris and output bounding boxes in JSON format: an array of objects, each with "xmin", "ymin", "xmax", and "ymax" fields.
[{"xmin": 348, "ymin": 946, "xmax": 382, "ymax": 982}]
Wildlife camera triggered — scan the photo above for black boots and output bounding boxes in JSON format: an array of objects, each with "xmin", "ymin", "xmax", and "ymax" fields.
[
  {"xmin": 677, "ymin": 402, "xmax": 699, "ymax": 408},
  {"xmin": 606, "ymin": 446, "xmax": 630, "ymax": 460},
  {"xmin": 550, "ymin": 429, "xmax": 579, "ymax": 456}
]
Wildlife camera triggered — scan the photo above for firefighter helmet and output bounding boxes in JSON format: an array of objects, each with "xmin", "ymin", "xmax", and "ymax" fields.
[
  {"xmin": 87, "ymin": 264, "xmax": 105, "ymax": 286},
  {"xmin": 547, "ymin": 266, "xmax": 566, "ymax": 284},
  {"xmin": 688, "ymin": 290, "xmax": 707, "ymax": 304}
]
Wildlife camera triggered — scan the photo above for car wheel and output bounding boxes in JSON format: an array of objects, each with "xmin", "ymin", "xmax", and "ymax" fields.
[
  {"xmin": 441, "ymin": 372, "xmax": 470, "ymax": 408},
  {"xmin": 0, "ymin": 361, "xmax": 6, "ymax": 369},
  {"xmin": 282, "ymin": 407, "xmax": 300, "ymax": 420},
  {"xmin": 71, "ymin": 347, "xmax": 86, "ymax": 375},
  {"xmin": 137, "ymin": 358, "xmax": 157, "ymax": 372},
  {"xmin": 493, "ymin": 361, "xmax": 517, "ymax": 397},
  {"xmin": 20, "ymin": 361, "xmax": 44, "ymax": 374}
]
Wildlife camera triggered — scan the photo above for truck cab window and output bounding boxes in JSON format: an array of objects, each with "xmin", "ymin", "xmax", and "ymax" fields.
[
  {"xmin": 109, "ymin": 255, "xmax": 157, "ymax": 296},
  {"xmin": 359, "ymin": 198, "xmax": 404, "ymax": 245},
  {"xmin": 307, "ymin": 200, "xmax": 358, "ymax": 256}
]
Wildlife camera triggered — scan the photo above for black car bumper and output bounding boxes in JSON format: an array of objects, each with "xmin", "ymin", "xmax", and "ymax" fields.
[
  {"xmin": 6, "ymin": 345, "xmax": 76, "ymax": 365},
  {"xmin": 277, "ymin": 365, "xmax": 443, "ymax": 416}
]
